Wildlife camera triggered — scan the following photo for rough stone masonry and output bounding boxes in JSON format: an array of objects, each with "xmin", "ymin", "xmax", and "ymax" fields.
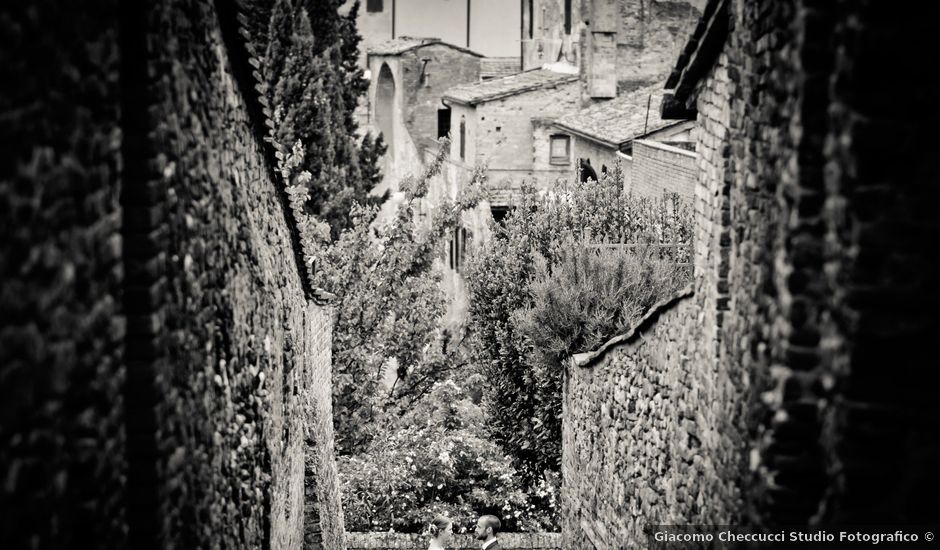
[
  {"xmin": 0, "ymin": 1, "xmax": 343, "ymax": 549},
  {"xmin": 562, "ymin": 0, "xmax": 940, "ymax": 547}
]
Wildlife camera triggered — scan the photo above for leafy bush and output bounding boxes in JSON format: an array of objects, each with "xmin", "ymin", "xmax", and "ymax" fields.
[
  {"xmin": 515, "ymin": 241, "xmax": 689, "ymax": 360},
  {"xmin": 339, "ymin": 375, "xmax": 559, "ymax": 533},
  {"xmin": 311, "ymin": 143, "xmax": 485, "ymax": 454},
  {"xmin": 464, "ymin": 170, "xmax": 693, "ymax": 484}
]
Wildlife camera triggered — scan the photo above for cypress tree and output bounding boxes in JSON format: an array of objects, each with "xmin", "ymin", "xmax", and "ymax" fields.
[{"xmin": 265, "ymin": 0, "xmax": 386, "ymax": 238}]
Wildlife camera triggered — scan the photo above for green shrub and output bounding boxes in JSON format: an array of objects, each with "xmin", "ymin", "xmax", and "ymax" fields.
[
  {"xmin": 339, "ymin": 375, "xmax": 560, "ymax": 533},
  {"xmin": 515, "ymin": 241, "xmax": 689, "ymax": 360},
  {"xmin": 464, "ymin": 170, "xmax": 692, "ymax": 484}
]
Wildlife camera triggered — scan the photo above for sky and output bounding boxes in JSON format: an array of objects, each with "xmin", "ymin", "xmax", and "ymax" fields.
[{"xmin": 395, "ymin": 0, "xmax": 522, "ymax": 58}]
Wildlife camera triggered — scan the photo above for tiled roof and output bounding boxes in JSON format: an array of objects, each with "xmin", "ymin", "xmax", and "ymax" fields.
[
  {"xmin": 480, "ymin": 57, "xmax": 522, "ymax": 79},
  {"xmin": 443, "ymin": 69, "xmax": 579, "ymax": 105},
  {"xmin": 368, "ymin": 36, "xmax": 482, "ymax": 57},
  {"xmin": 552, "ymin": 84, "xmax": 677, "ymax": 147}
]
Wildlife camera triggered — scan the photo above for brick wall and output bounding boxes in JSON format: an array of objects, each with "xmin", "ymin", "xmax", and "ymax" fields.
[
  {"xmin": 306, "ymin": 304, "xmax": 344, "ymax": 549},
  {"xmin": 0, "ymin": 1, "xmax": 343, "ymax": 548},
  {"xmin": 346, "ymin": 532, "xmax": 561, "ymax": 549},
  {"xmin": 561, "ymin": 0, "xmax": 940, "ymax": 545},
  {"xmin": 562, "ymin": 288, "xmax": 745, "ymax": 548},
  {"xmin": 628, "ymin": 139, "xmax": 697, "ymax": 201}
]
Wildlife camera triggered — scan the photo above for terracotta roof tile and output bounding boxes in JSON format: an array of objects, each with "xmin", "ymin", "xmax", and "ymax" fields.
[
  {"xmin": 368, "ymin": 36, "xmax": 482, "ymax": 57},
  {"xmin": 443, "ymin": 69, "xmax": 578, "ymax": 105},
  {"xmin": 553, "ymin": 84, "xmax": 676, "ymax": 147},
  {"xmin": 480, "ymin": 57, "xmax": 522, "ymax": 79}
]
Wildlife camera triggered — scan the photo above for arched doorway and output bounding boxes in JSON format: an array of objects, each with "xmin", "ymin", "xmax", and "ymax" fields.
[{"xmin": 375, "ymin": 63, "xmax": 395, "ymax": 158}]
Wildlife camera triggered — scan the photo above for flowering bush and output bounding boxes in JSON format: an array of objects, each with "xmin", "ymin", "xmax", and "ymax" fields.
[{"xmin": 340, "ymin": 375, "xmax": 559, "ymax": 533}]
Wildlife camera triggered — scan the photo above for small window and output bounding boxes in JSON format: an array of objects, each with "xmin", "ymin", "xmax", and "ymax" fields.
[
  {"xmin": 528, "ymin": 0, "xmax": 535, "ymax": 38},
  {"xmin": 491, "ymin": 205, "xmax": 511, "ymax": 225},
  {"xmin": 550, "ymin": 134, "xmax": 571, "ymax": 165},
  {"xmin": 437, "ymin": 108, "xmax": 451, "ymax": 139},
  {"xmin": 448, "ymin": 227, "xmax": 470, "ymax": 272},
  {"xmin": 564, "ymin": 0, "xmax": 572, "ymax": 34},
  {"xmin": 367, "ymin": 0, "xmax": 383, "ymax": 13},
  {"xmin": 459, "ymin": 116, "xmax": 467, "ymax": 161}
]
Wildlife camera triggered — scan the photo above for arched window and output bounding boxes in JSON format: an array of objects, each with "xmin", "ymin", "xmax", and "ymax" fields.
[{"xmin": 375, "ymin": 63, "xmax": 395, "ymax": 155}]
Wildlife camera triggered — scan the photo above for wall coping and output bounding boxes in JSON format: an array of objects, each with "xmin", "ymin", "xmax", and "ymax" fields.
[
  {"xmin": 633, "ymin": 139, "xmax": 698, "ymax": 159},
  {"xmin": 346, "ymin": 531, "xmax": 561, "ymax": 549},
  {"xmin": 569, "ymin": 284, "xmax": 695, "ymax": 368}
]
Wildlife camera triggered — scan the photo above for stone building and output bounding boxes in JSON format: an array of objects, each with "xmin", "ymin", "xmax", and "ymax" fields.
[
  {"xmin": 561, "ymin": 0, "xmax": 940, "ymax": 547},
  {"xmin": 347, "ymin": 0, "xmax": 522, "ymax": 65},
  {"xmin": 0, "ymin": 1, "xmax": 343, "ymax": 549},
  {"xmin": 366, "ymin": 37, "xmax": 484, "ymax": 193},
  {"xmin": 522, "ymin": 0, "xmax": 703, "ymax": 98},
  {"xmin": 550, "ymin": 83, "xmax": 695, "ymax": 195},
  {"xmin": 424, "ymin": 68, "xmax": 579, "ymax": 322}
]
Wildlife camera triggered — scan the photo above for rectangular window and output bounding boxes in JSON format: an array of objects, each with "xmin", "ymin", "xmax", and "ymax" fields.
[
  {"xmin": 367, "ymin": 0, "xmax": 383, "ymax": 13},
  {"xmin": 491, "ymin": 205, "xmax": 511, "ymax": 225},
  {"xmin": 550, "ymin": 134, "xmax": 571, "ymax": 165},
  {"xmin": 437, "ymin": 108, "xmax": 451, "ymax": 139},
  {"xmin": 459, "ymin": 118, "xmax": 466, "ymax": 161},
  {"xmin": 564, "ymin": 0, "xmax": 572, "ymax": 34},
  {"xmin": 528, "ymin": 0, "xmax": 534, "ymax": 38}
]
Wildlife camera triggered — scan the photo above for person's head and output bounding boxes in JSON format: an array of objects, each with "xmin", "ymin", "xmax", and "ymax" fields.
[
  {"xmin": 428, "ymin": 515, "xmax": 453, "ymax": 543},
  {"xmin": 474, "ymin": 515, "xmax": 500, "ymax": 541}
]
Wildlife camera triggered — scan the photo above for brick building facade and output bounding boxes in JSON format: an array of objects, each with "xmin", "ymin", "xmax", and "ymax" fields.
[
  {"xmin": 561, "ymin": 0, "xmax": 940, "ymax": 546},
  {"xmin": 0, "ymin": 1, "xmax": 343, "ymax": 548}
]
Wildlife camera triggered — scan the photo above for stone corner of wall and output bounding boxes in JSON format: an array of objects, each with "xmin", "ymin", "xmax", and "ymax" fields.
[{"xmin": 569, "ymin": 283, "xmax": 695, "ymax": 369}]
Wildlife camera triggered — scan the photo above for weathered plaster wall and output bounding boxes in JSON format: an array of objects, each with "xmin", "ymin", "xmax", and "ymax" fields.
[
  {"xmin": 349, "ymin": 1, "xmax": 393, "ymax": 67},
  {"xmin": 398, "ymin": 45, "xmax": 481, "ymax": 153},
  {"xmin": 475, "ymin": 81, "xmax": 581, "ymax": 170},
  {"xmin": 368, "ymin": 55, "xmax": 424, "ymax": 192},
  {"xmin": 572, "ymin": 136, "xmax": 620, "ymax": 176},
  {"xmin": 522, "ymin": 0, "xmax": 585, "ymax": 71}
]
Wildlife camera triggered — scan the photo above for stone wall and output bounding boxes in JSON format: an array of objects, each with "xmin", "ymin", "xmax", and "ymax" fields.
[
  {"xmin": 0, "ymin": 2, "xmax": 126, "ymax": 547},
  {"xmin": 562, "ymin": 288, "xmax": 745, "ymax": 548},
  {"xmin": 346, "ymin": 532, "xmax": 561, "ymax": 549},
  {"xmin": 400, "ymin": 45, "xmax": 481, "ymax": 149},
  {"xmin": 475, "ymin": 81, "xmax": 581, "ymax": 170},
  {"xmin": 562, "ymin": 0, "xmax": 940, "ymax": 545},
  {"xmin": 522, "ymin": 0, "xmax": 585, "ymax": 71},
  {"xmin": 306, "ymin": 305, "xmax": 344, "ymax": 549},
  {"xmin": 0, "ymin": 1, "xmax": 343, "ymax": 548},
  {"xmin": 581, "ymin": 0, "xmax": 701, "ymax": 100},
  {"xmin": 629, "ymin": 139, "xmax": 697, "ymax": 201}
]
